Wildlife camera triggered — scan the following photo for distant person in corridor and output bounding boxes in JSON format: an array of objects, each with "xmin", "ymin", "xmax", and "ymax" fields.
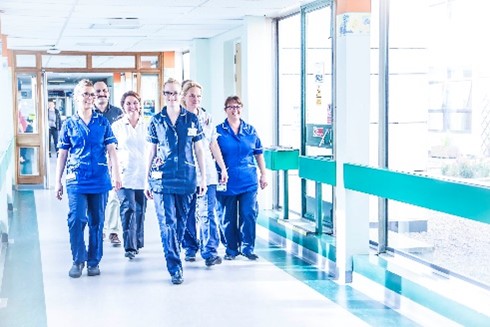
[{"xmin": 47, "ymin": 100, "xmax": 62, "ymax": 157}]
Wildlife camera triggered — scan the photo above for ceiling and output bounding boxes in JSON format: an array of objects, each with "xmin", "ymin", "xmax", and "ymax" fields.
[{"xmin": 0, "ymin": 0, "xmax": 315, "ymax": 53}]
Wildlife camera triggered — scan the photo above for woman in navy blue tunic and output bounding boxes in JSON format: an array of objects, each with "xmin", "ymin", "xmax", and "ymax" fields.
[{"xmin": 144, "ymin": 78, "xmax": 207, "ymax": 285}]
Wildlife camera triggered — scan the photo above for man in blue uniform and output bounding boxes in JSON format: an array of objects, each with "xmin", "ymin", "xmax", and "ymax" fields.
[
  {"xmin": 144, "ymin": 78, "xmax": 207, "ymax": 285},
  {"xmin": 55, "ymin": 79, "xmax": 121, "ymax": 278}
]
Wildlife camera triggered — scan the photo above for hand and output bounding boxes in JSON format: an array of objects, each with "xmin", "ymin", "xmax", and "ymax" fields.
[
  {"xmin": 219, "ymin": 169, "xmax": 229, "ymax": 184},
  {"xmin": 144, "ymin": 188, "xmax": 153, "ymax": 200},
  {"xmin": 113, "ymin": 178, "xmax": 122, "ymax": 192},
  {"xmin": 197, "ymin": 178, "xmax": 207, "ymax": 196},
  {"xmin": 112, "ymin": 174, "xmax": 122, "ymax": 192},
  {"xmin": 259, "ymin": 174, "xmax": 268, "ymax": 190},
  {"xmin": 55, "ymin": 182, "xmax": 63, "ymax": 200}
]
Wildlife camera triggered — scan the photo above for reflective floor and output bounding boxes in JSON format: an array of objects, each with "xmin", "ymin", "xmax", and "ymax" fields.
[{"xmin": 0, "ymin": 185, "xmax": 459, "ymax": 327}]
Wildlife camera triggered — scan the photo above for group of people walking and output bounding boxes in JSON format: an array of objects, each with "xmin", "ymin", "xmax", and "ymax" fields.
[{"xmin": 55, "ymin": 78, "xmax": 268, "ymax": 285}]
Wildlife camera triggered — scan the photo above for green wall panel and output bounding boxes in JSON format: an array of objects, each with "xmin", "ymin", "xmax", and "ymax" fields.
[
  {"xmin": 298, "ymin": 156, "xmax": 336, "ymax": 185},
  {"xmin": 344, "ymin": 164, "xmax": 490, "ymax": 224},
  {"xmin": 264, "ymin": 148, "xmax": 299, "ymax": 171}
]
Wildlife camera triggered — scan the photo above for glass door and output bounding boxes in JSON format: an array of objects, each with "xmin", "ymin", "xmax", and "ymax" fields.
[
  {"xmin": 302, "ymin": 4, "xmax": 334, "ymax": 233},
  {"xmin": 16, "ymin": 72, "xmax": 44, "ymax": 184}
]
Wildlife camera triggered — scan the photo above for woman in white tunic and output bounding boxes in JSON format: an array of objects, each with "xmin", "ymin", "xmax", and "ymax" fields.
[{"xmin": 112, "ymin": 91, "xmax": 148, "ymax": 259}]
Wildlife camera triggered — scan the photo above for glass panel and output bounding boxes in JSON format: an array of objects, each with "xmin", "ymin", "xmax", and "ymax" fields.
[
  {"xmin": 15, "ymin": 54, "xmax": 36, "ymax": 68},
  {"xmin": 114, "ymin": 72, "xmax": 137, "ymax": 105},
  {"xmin": 385, "ymin": 0, "xmax": 490, "ymax": 286},
  {"xmin": 278, "ymin": 14, "xmax": 301, "ymax": 214},
  {"xmin": 19, "ymin": 146, "xmax": 39, "ymax": 175},
  {"xmin": 92, "ymin": 56, "xmax": 135, "ymax": 69},
  {"xmin": 141, "ymin": 55, "xmax": 159, "ymax": 69},
  {"xmin": 42, "ymin": 55, "xmax": 86, "ymax": 68},
  {"xmin": 304, "ymin": 6, "xmax": 333, "ymax": 157},
  {"xmin": 17, "ymin": 73, "xmax": 39, "ymax": 134},
  {"xmin": 304, "ymin": 6, "xmax": 333, "ymax": 228},
  {"xmin": 182, "ymin": 52, "xmax": 190, "ymax": 81},
  {"xmin": 141, "ymin": 74, "xmax": 159, "ymax": 119}
]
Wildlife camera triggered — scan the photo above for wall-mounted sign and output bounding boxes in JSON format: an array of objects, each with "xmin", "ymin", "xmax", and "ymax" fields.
[{"xmin": 306, "ymin": 124, "xmax": 333, "ymax": 148}]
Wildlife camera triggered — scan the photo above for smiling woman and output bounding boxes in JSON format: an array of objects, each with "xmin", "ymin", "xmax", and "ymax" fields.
[{"xmin": 54, "ymin": 78, "xmax": 122, "ymax": 278}]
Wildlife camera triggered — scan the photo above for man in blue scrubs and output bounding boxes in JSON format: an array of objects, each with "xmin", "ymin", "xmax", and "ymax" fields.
[
  {"xmin": 55, "ymin": 79, "xmax": 121, "ymax": 278},
  {"xmin": 144, "ymin": 78, "xmax": 207, "ymax": 285}
]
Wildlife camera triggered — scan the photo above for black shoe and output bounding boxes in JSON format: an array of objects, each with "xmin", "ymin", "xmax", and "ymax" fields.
[
  {"xmin": 223, "ymin": 254, "xmax": 236, "ymax": 260},
  {"xmin": 171, "ymin": 270, "xmax": 184, "ymax": 285},
  {"xmin": 109, "ymin": 233, "xmax": 121, "ymax": 246},
  {"xmin": 125, "ymin": 251, "xmax": 136, "ymax": 260},
  {"xmin": 205, "ymin": 256, "xmax": 223, "ymax": 267},
  {"xmin": 184, "ymin": 253, "xmax": 196, "ymax": 262},
  {"xmin": 68, "ymin": 262, "xmax": 84, "ymax": 278},
  {"xmin": 87, "ymin": 265, "xmax": 100, "ymax": 276},
  {"xmin": 243, "ymin": 253, "xmax": 259, "ymax": 260}
]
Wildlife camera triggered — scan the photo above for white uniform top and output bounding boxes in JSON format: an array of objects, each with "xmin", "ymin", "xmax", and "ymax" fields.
[
  {"xmin": 196, "ymin": 108, "xmax": 219, "ymax": 185},
  {"xmin": 111, "ymin": 116, "xmax": 147, "ymax": 190}
]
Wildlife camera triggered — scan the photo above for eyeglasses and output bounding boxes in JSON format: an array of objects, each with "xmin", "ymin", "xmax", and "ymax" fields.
[
  {"xmin": 163, "ymin": 91, "xmax": 179, "ymax": 97},
  {"xmin": 81, "ymin": 92, "xmax": 96, "ymax": 98},
  {"xmin": 226, "ymin": 105, "xmax": 241, "ymax": 110}
]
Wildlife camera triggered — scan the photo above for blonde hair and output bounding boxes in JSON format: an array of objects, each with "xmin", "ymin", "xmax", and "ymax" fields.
[
  {"xmin": 163, "ymin": 77, "xmax": 181, "ymax": 91},
  {"xmin": 74, "ymin": 79, "xmax": 93, "ymax": 96},
  {"xmin": 181, "ymin": 81, "xmax": 203, "ymax": 107}
]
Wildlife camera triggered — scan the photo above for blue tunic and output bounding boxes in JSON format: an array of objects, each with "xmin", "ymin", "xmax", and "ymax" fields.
[
  {"xmin": 147, "ymin": 106, "xmax": 203, "ymax": 194},
  {"xmin": 216, "ymin": 119, "xmax": 263, "ymax": 195},
  {"xmin": 58, "ymin": 111, "xmax": 117, "ymax": 194}
]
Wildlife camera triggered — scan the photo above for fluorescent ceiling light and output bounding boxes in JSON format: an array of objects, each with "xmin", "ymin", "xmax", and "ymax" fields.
[
  {"xmin": 76, "ymin": 42, "xmax": 115, "ymax": 47},
  {"xmin": 90, "ymin": 18, "xmax": 140, "ymax": 30}
]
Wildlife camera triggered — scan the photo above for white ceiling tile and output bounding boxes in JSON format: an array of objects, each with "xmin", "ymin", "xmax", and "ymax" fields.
[{"xmin": 0, "ymin": 0, "xmax": 317, "ymax": 52}]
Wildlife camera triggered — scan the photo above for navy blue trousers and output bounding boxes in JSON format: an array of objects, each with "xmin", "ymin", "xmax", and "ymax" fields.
[
  {"xmin": 117, "ymin": 188, "xmax": 147, "ymax": 253},
  {"xmin": 183, "ymin": 185, "xmax": 220, "ymax": 259},
  {"xmin": 153, "ymin": 192, "xmax": 192, "ymax": 275},
  {"xmin": 67, "ymin": 190, "xmax": 108, "ymax": 267},
  {"xmin": 216, "ymin": 190, "xmax": 258, "ymax": 257}
]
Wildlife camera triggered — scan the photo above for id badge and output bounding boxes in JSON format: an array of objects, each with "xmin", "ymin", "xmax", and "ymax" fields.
[
  {"xmin": 187, "ymin": 127, "xmax": 197, "ymax": 136},
  {"xmin": 66, "ymin": 172, "xmax": 76, "ymax": 181},
  {"xmin": 151, "ymin": 171, "xmax": 163, "ymax": 179}
]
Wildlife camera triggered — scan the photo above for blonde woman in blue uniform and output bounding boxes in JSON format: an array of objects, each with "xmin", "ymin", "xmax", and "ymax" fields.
[
  {"xmin": 55, "ymin": 79, "xmax": 121, "ymax": 278},
  {"xmin": 144, "ymin": 78, "xmax": 207, "ymax": 285},
  {"xmin": 181, "ymin": 81, "xmax": 228, "ymax": 266}
]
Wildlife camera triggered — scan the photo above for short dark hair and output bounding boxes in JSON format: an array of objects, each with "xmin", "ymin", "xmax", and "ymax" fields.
[{"xmin": 224, "ymin": 95, "xmax": 243, "ymax": 108}]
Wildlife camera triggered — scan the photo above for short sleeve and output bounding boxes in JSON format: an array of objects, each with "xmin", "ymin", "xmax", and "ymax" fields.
[
  {"xmin": 147, "ymin": 117, "xmax": 159, "ymax": 144},
  {"xmin": 57, "ymin": 120, "xmax": 72, "ymax": 150}
]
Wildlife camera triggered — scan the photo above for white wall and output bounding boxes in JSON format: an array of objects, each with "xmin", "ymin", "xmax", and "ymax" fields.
[
  {"xmin": 190, "ymin": 16, "xmax": 275, "ymax": 209},
  {"xmin": 0, "ymin": 56, "xmax": 15, "ymax": 240}
]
